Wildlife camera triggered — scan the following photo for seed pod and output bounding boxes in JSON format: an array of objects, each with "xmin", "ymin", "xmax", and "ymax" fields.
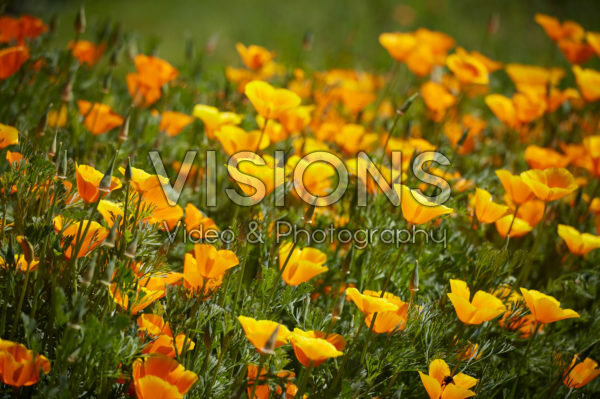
[
  {"xmin": 49, "ymin": 131, "xmax": 58, "ymax": 158},
  {"xmin": 36, "ymin": 111, "xmax": 48, "ymax": 138},
  {"xmin": 98, "ymin": 158, "xmax": 115, "ymax": 193},
  {"xmin": 124, "ymin": 157, "xmax": 133, "ymax": 183},
  {"xmin": 118, "ymin": 113, "xmax": 130, "ymax": 143},
  {"xmin": 399, "ymin": 93, "xmax": 419, "ymax": 115}
]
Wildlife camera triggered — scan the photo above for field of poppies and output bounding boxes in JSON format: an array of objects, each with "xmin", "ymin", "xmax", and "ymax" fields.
[{"xmin": 1, "ymin": 2, "xmax": 600, "ymax": 398}]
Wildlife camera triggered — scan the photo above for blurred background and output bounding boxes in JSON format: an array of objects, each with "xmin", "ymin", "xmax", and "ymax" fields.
[{"xmin": 3, "ymin": 0, "xmax": 600, "ymax": 70}]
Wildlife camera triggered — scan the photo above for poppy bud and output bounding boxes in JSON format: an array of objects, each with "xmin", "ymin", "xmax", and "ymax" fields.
[
  {"xmin": 61, "ymin": 75, "xmax": 75, "ymax": 103},
  {"xmin": 409, "ymin": 261, "xmax": 419, "ymax": 293},
  {"xmin": 124, "ymin": 157, "xmax": 133, "ymax": 183},
  {"xmin": 202, "ymin": 325, "xmax": 212, "ymax": 348},
  {"xmin": 58, "ymin": 149, "xmax": 68, "ymax": 179},
  {"xmin": 49, "ymin": 131, "xmax": 58, "ymax": 158},
  {"xmin": 487, "ymin": 13, "xmax": 500, "ymax": 36},
  {"xmin": 331, "ymin": 294, "xmax": 345, "ymax": 321},
  {"xmin": 81, "ymin": 255, "xmax": 96, "ymax": 286},
  {"xmin": 261, "ymin": 325, "xmax": 280, "ymax": 355},
  {"xmin": 36, "ymin": 111, "xmax": 48, "ymax": 138},
  {"xmin": 124, "ymin": 234, "xmax": 138, "ymax": 259},
  {"xmin": 340, "ymin": 245, "xmax": 354, "ymax": 276},
  {"xmin": 399, "ymin": 93, "xmax": 419, "ymax": 115},
  {"xmin": 101, "ymin": 258, "xmax": 116, "ymax": 286},
  {"xmin": 302, "ymin": 196, "xmax": 318, "ymax": 225},
  {"xmin": 118, "ymin": 114, "xmax": 130, "ymax": 142},
  {"xmin": 102, "ymin": 215, "xmax": 121, "ymax": 248},
  {"xmin": 16, "ymin": 236, "xmax": 34, "ymax": 266},
  {"xmin": 303, "ymin": 30, "xmax": 314, "ymax": 51},
  {"xmin": 205, "ymin": 34, "xmax": 218, "ymax": 55},
  {"xmin": 109, "ymin": 23, "xmax": 122, "ymax": 48},
  {"xmin": 101, "ymin": 72, "xmax": 112, "ymax": 94},
  {"xmin": 456, "ymin": 127, "xmax": 470, "ymax": 150},
  {"xmin": 75, "ymin": 5, "xmax": 86, "ymax": 35},
  {"xmin": 5, "ymin": 238, "xmax": 15, "ymax": 269},
  {"xmin": 109, "ymin": 49, "xmax": 119, "ymax": 68},
  {"xmin": 99, "ymin": 158, "xmax": 116, "ymax": 193}
]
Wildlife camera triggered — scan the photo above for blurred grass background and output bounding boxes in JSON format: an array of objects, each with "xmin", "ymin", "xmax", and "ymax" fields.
[{"xmin": 4, "ymin": 0, "xmax": 600, "ymax": 70}]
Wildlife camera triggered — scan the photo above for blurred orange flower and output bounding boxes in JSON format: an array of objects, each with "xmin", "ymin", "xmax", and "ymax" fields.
[
  {"xmin": 0, "ymin": 15, "xmax": 47, "ymax": 44},
  {"xmin": 573, "ymin": 66, "xmax": 600, "ymax": 102},
  {"xmin": 564, "ymin": 356, "xmax": 600, "ymax": 388},
  {"xmin": 68, "ymin": 40, "xmax": 106, "ymax": 66},
  {"xmin": 0, "ymin": 123, "xmax": 18, "ymax": 149},
  {"xmin": 0, "ymin": 339, "xmax": 50, "ymax": 387},
  {"xmin": 235, "ymin": 43, "xmax": 275, "ymax": 70},
  {"xmin": 214, "ymin": 125, "xmax": 270, "ymax": 155},
  {"xmin": 77, "ymin": 100, "xmax": 124, "ymax": 135},
  {"xmin": 160, "ymin": 111, "xmax": 193, "ymax": 137},
  {"xmin": 0, "ymin": 46, "xmax": 29, "ymax": 80},
  {"xmin": 245, "ymin": 80, "xmax": 301, "ymax": 119},
  {"xmin": 132, "ymin": 355, "xmax": 198, "ymax": 399}
]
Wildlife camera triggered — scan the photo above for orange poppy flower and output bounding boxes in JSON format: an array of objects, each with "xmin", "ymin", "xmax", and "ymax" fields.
[
  {"xmin": 47, "ymin": 104, "xmax": 68, "ymax": 127},
  {"xmin": 159, "ymin": 111, "xmax": 193, "ymax": 137},
  {"xmin": 446, "ymin": 52, "xmax": 489, "ymax": 85},
  {"xmin": 285, "ymin": 154, "xmax": 337, "ymax": 205},
  {"xmin": 513, "ymin": 90, "xmax": 546, "ymax": 124},
  {"xmin": 140, "ymin": 322, "xmax": 195, "ymax": 359},
  {"xmin": 0, "ymin": 46, "xmax": 29, "ymax": 80},
  {"xmin": 237, "ymin": 316, "xmax": 291, "ymax": 354},
  {"xmin": 244, "ymin": 80, "xmax": 301, "ymax": 119},
  {"xmin": 0, "ymin": 254, "xmax": 38, "ymax": 272},
  {"xmin": 400, "ymin": 185, "xmax": 453, "ymax": 225},
  {"xmin": 235, "ymin": 43, "xmax": 275, "ymax": 71},
  {"xmin": 447, "ymin": 279, "xmax": 506, "ymax": 325},
  {"xmin": 520, "ymin": 168, "xmax": 578, "ymax": 202},
  {"xmin": 346, "ymin": 287, "xmax": 399, "ymax": 314},
  {"xmin": 53, "ymin": 216, "xmax": 109, "ymax": 259},
  {"xmin": 77, "ymin": 100, "xmax": 124, "ymax": 135},
  {"xmin": 214, "ymin": 125, "xmax": 270, "ymax": 155},
  {"xmin": 504, "ymin": 63, "xmax": 564, "ymax": 93},
  {"xmin": 495, "ymin": 170, "xmax": 535, "ymax": 205},
  {"xmin": 184, "ymin": 203, "xmax": 218, "ymax": 236},
  {"xmin": 110, "ymin": 284, "xmax": 165, "ymax": 314},
  {"xmin": 134, "ymin": 54, "xmax": 178, "ymax": 88},
  {"xmin": 334, "ymin": 124, "xmax": 378, "ymax": 155},
  {"xmin": 132, "ymin": 355, "xmax": 198, "ymax": 399},
  {"xmin": 474, "ymin": 188, "xmax": 509, "ymax": 224},
  {"xmin": 495, "ymin": 215, "xmax": 533, "ymax": 238},
  {"xmin": 289, "ymin": 328, "xmax": 344, "ymax": 367},
  {"xmin": 278, "ymin": 242, "xmax": 328, "ymax": 286},
  {"xmin": 587, "ymin": 32, "xmax": 600, "ymax": 57},
  {"xmin": 360, "ymin": 291, "xmax": 410, "ymax": 334},
  {"xmin": 75, "ymin": 163, "xmax": 122, "ymax": 203},
  {"xmin": 378, "ymin": 32, "xmax": 417, "ymax": 62},
  {"xmin": 119, "ymin": 166, "xmax": 169, "ymax": 194},
  {"xmin": 485, "ymin": 94, "xmax": 519, "ymax": 129},
  {"xmin": 0, "ymin": 123, "xmax": 18, "ymax": 149},
  {"xmin": 192, "ymin": 104, "xmax": 242, "ymax": 140},
  {"xmin": 520, "ymin": 288, "xmax": 579, "ymax": 324},
  {"xmin": 557, "ymin": 39, "xmax": 594, "ymax": 64},
  {"xmin": 228, "ymin": 154, "xmax": 283, "ymax": 203},
  {"xmin": 421, "ymin": 81, "xmax": 456, "ymax": 121},
  {"xmin": 97, "ymin": 199, "xmax": 124, "ymax": 228},
  {"xmin": 573, "ymin": 66, "xmax": 600, "ymax": 102},
  {"xmin": 418, "ymin": 359, "xmax": 478, "ymax": 399},
  {"xmin": 456, "ymin": 47, "xmax": 502, "ymax": 73},
  {"xmin": 247, "ymin": 366, "xmax": 297, "ymax": 399},
  {"xmin": 534, "ymin": 14, "xmax": 584, "ymax": 42},
  {"xmin": 0, "ymin": 15, "xmax": 47, "ymax": 44},
  {"xmin": 137, "ymin": 314, "xmax": 172, "ymax": 336},
  {"xmin": 68, "ymin": 40, "xmax": 106, "ymax": 66},
  {"xmin": 184, "ymin": 244, "xmax": 239, "ymax": 281},
  {"xmin": 524, "ymin": 145, "xmax": 569, "ymax": 170},
  {"xmin": 0, "ymin": 339, "xmax": 50, "ymax": 387},
  {"xmin": 126, "ymin": 73, "xmax": 162, "ymax": 107},
  {"xmin": 564, "ymin": 356, "xmax": 600, "ymax": 388},
  {"xmin": 557, "ymin": 224, "xmax": 600, "ymax": 256}
]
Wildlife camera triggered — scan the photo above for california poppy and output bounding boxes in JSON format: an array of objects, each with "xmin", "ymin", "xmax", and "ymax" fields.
[
  {"xmin": 68, "ymin": 40, "xmax": 106, "ymax": 66},
  {"xmin": 278, "ymin": 242, "xmax": 328, "ymax": 286},
  {"xmin": 245, "ymin": 80, "xmax": 301, "ymax": 120},
  {"xmin": 446, "ymin": 52, "xmax": 489, "ymax": 85},
  {"xmin": 132, "ymin": 355, "xmax": 198, "ymax": 399},
  {"xmin": 557, "ymin": 224, "xmax": 600, "ymax": 256},
  {"xmin": 573, "ymin": 66, "xmax": 600, "ymax": 102},
  {"xmin": 418, "ymin": 359, "xmax": 478, "ymax": 399},
  {"xmin": 0, "ymin": 123, "xmax": 18, "ymax": 149},
  {"xmin": 214, "ymin": 125, "xmax": 270, "ymax": 155},
  {"xmin": 110, "ymin": 284, "xmax": 165, "ymax": 314},
  {"xmin": 520, "ymin": 288, "xmax": 579, "ymax": 324},
  {"xmin": 235, "ymin": 43, "xmax": 275, "ymax": 71},
  {"xmin": 346, "ymin": 287, "xmax": 399, "ymax": 314},
  {"xmin": 421, "ymin": 81, "xmax": 456, "ymax": 121},
  {"xmin": 0, "ymin": 339, "xmax": 50, "ymax": 387},
  {"xmin": 0, "ymin": 15, "xmax": 47, "ymax": 44},
  {"xmin": 184, "ymin": 244, "xmax": 239, "ymax": 280},
  {"xmin": 520, "ymin": 168, "xmax": 578, "ymax": 202},
  {"xmin": 77, "ymin": 100, "xmax": 124, "ymax": 135},
  {"xmin": 447, "ymin": 279, "xmax": 506, "ymax": 325},
  {"xmin": 159, "ymin": 111, "xmax": 194, "ymax": 137},
  {"xmin": 53, "ymin": 216, "xmax": 109, "ymax": 259},
  {"xmin": 474, "ymin": 188, "xmax": 509, "ymax": 224},
  {"xmin": 0, "ymin": 46, "xmax": 29, "ymax": 80},
  {"xmin": 75, "ymin": 163, "xmax": 122, "ymax": 203},
  {"xmin": 495, "ymin": 170, "xmax": 535, "ymax": 205},
  {"xmin": 289, "ymin": 328, "xmax": 344, "ymax": 367},
  {"xmin": 400, "ymin": 185, "xmax": 453, "ymax": 225},
  {"xmin": 237, "ymin": 316, "xmax": 290, "ymax": 353},
  {"xmin": 192, "ymin": 104, "xmax": 242, "ymax": 139},
  {"xmin": 564, "ymin": 356, "xmax": 600, "ymax": 388}
]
